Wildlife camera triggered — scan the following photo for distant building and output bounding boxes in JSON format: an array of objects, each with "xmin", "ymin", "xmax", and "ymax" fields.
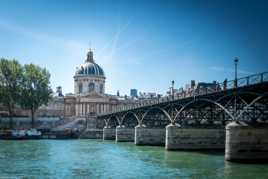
[
  {"xmin": 196, "ymin": 81, "xmax": 218, "ymax": 94},
  {"xmin": 191, "ymin": 80, "xmax": 196, "ymax": 89},
  {"xmin": 117, "ymin": 90, "xmax": 120, "ymax": 97},
  {"xmin": 130, "ymin": 89, "xmax": 138, "ymax": 98},
  {"xmin": 138, "ymin": 92, "xmax": 157, "ymax": 99},
  {"xmin": 63, "ymin": 49, "xmax": 139, "ymax": 117},
  {"xmin": 169, "ymin": 80, "xmax": 219, "ymax": 99},
  {"xmin": 3, "ymin": 49, "xmax": 138, "ymax": 118}
]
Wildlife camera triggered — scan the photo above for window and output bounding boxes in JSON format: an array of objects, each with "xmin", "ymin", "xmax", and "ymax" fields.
[
  {"xmin": 78, "ymin": 83, "xmax": 83, "ymax": 93},
  {"xmin": 88, "ymin": 82, "xmax": 95, "ymax": 92},
  {"xmin": 100, "ymin": 84, "xmax": 104, "ymax": 94}
]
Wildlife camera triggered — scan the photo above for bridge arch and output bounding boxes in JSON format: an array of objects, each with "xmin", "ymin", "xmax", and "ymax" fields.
[
  {"xmin": 104, "ymin": 118, "xmax": 109, "ymax": 127},
  {"xmin": 162, "ymin": 103, "xmax": 183, "ymax": 113},
  {"xmin": 216, "ymin": 91, "xmax": 261, "ymax": 107},
  {"xmin": 106, "ymin": 115, "xmax": 120, "ymax": 128},
  {"xmin": 141, "ymin": 107, "xmax": 172, "ymax": 127},
  {"xmin": 173, "ymin": 98, "xmax": 235, "ymax": 124},
  {"xmin": 216, "ymin": 91, "xmax": 260, "ymax": 102},
  {"xmin": 121, "ymin": 111, "xmax": 140, "ymax": 127},
  {"xmin": 237, "ymin": 92, "xmax": 268, "ymax": 120}
]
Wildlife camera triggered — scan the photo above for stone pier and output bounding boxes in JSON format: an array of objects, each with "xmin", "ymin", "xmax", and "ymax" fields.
[
  {"xmin": 165, "ymin": 124, "xmax": 225, "ymax": 150},
  {"xmin": 225, "ymin": 121, "xmax": 268, "ymax": 163},
  {"xmin": 103, "ymin": 127, "xmax": 116, "ymax": 140},
  {"xmin": 135, "ymin": 125, "xmax": 166, "ymax": 146},
  {"xmin": 116, "ymin": 126, "xmax": 135, "ymax": 142}
]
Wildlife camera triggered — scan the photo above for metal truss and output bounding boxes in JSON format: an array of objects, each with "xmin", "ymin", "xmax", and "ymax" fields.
[{"xmin": 98, "ymin": 75, "xmax": 268, "ymax": 128}]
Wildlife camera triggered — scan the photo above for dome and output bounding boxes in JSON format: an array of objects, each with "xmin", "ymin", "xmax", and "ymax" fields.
[
  {"xmin": 76, "ymin": 62, "xmax": 105, "ymax": 76},
  {"xmin": 75, "ymin": 49, "xmax": 105, "ymax": 77}
]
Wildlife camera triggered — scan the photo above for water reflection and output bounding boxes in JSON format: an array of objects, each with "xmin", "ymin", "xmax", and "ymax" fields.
[{"xmin": 224, "ymin": 161, "xmax": 268, "ymax": 179}]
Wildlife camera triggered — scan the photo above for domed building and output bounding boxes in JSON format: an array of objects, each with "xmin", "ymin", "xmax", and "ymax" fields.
[
  {"xmin": 63, "ymin": 49, "xmax": 138, "ymax": 118},
  {"xmin": 2, "ymin": 49, "xmax": 139, "ymax": 126},
  {"xmin": 74, "ymin": 50, "xmax": 105, "ymax": 94}
]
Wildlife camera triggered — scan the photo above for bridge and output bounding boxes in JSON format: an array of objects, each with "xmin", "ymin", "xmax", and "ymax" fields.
[{"xmin": 96, "ymin": 72, "xmax": 268, "ymax": 163}]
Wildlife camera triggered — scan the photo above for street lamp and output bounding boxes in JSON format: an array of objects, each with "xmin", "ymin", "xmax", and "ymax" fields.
[
  {"xmin": 233, "ymin": 58, "xmax": 239, "ymax": 117},
  {"xmin": 171, "ymin": 80, "xmax": 175, "ymax": 100},
  {"xmin": 234, "ymin": 57, "xmax": 239, "ymax": 88}
]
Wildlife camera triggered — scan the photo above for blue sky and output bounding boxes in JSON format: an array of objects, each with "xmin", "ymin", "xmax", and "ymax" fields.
[{"xmin": 0, "ymin": 0, "xmax": 267, "ymax": 95}]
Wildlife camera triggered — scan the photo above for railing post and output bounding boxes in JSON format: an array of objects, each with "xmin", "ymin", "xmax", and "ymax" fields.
[
  {"xmin": 223, "ymin": 79, "xmax": 227, "ymax": 90},
  {"xmin": 234, "ymin": 79, "xmax": 237, "ymax": 88}
]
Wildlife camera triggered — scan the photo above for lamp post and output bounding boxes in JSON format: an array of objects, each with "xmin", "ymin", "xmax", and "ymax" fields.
[
  {"xmin": 234, "ymin": 58, "xmax": 239, "ymax": 119},
  {"xmin": 234, "ymin": 58, "xmax": 239, "ymax": 88},
  {"xmin": 171, "ymin": 80, "xmax": 175, "ymax": 100}
]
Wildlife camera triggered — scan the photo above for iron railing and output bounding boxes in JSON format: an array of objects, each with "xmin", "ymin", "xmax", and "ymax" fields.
[{"xmin": 101, "ymin": 71, "xmax": 268, "ymax": 116}]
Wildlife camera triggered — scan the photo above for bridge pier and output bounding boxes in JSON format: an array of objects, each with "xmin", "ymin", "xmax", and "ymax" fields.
[
  {"xmin": 225, "ymin": 121, "xmax": 268, "ymax": 163},
  {"xmin": 116, "ymin": 126, "xmax": 135, "ymax": 142},
  {"xmin": 165, "ymin": 124, "xmax": 225, "ymax": 150},
  {"xmin": 103, "ymin": 127, "xmax": 116, "ymax": 140},
  {"xmin": 135, "ymin": 125, "xmax": 166, "ymax": 146}
]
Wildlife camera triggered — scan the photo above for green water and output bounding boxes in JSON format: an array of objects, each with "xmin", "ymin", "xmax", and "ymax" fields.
[{"xmin": 0, "ymin": 140, "xmax": 267, "ymax": 179}]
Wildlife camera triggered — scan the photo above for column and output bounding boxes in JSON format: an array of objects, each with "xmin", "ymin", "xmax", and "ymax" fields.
[
  {"xmin": 135, "ymin": 125, "xmax": 166, "ymax": 146},
  {"xmin": 225, "ymin": 121, "xmax": 268, "ymax": 163},
  {"xmin": 165, "ymin": 124, "xmax": 225, "ymax": 150}
]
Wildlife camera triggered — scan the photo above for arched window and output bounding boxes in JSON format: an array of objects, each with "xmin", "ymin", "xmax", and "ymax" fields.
[
  {"xmin": 78, "ymin": 83, "xmax": 83, "ymax": 93},
  {"xmin": 100, "ymin": 84, "xmax": 104, "ymax": 94},
  {"xmin": 88, "ymin": 82, "xmax": 95, "ymax": 92}
]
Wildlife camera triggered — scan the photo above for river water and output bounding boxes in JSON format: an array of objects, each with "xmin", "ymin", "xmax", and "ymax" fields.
[{"xmin": 0, "ymin": 140, "xmax": 267, "ymax": 179}]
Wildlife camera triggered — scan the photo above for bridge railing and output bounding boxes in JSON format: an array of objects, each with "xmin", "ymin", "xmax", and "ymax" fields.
[{"xmin": 102, "ymin": 71, "xmax": 268, "ymax": 115}]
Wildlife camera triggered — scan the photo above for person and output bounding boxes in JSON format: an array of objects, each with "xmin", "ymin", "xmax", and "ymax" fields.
[{"xmin": 223, "ymin": 79, "xmax": 227, "ymax": 90}]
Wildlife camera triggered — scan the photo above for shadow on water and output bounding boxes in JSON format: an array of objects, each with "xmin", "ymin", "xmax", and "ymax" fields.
[
  {"xmin": 224, "ymin": 161, "xmax": 268, "ymax": 179},
  {"xmin": 196, "ymin": 150, "xmax": 224, "ymax": 156}
]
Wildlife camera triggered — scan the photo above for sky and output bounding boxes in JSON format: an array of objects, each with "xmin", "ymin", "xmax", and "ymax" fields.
[{"xmin": 0, "ymin": 0, "xmax": 267, "ymax": 96}]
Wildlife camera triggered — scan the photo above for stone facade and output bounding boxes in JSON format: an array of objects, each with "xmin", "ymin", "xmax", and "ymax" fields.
[
  {"xmin": 79, "ymin": 129, "xmax": 103, "ymax": 139},
  {"xmin": 225, "ymin": 121, "xmax": 268, "ymax": 162},
  {"xmin": 103, "ymin": 127, "xmax": 116, "ymax": 140},
  {"xmin": 165, "ymin": 124, "xmax": 225, "ymax": 150},
  {"xmin": 135, "ymin": 126, "xmax": 166, "ymax": 146},
  {"xmin": 0, "ymin": 117, "xmax": 60, "ymax": 130},
  {"xmin": 0, "ymin": 49, "xmax": 137, "ymax": 119},
  {"xmin": 116, "ymin": 126, "xmax": 135, "ymax": 142}
]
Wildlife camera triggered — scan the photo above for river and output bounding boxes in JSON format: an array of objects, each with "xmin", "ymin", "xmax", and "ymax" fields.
[{"xmin": 0, "ymin": 140, "xmax": 267, "ymax": 178}]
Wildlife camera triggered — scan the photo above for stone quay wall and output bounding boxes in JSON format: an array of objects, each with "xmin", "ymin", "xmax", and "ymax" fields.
[
  {"xmin": 0, "ymin": 117, "xmax": 60, "ymax": 129},
  {"xmin": 79, "ymin": 129, "xmax": 103, "ymax": 139}
]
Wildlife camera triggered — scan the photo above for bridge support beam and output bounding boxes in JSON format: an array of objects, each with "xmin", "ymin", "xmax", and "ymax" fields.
[
  {"xmin": 116, "ymin": 126, "xmax": 135, "ymax": 142},
  {"xmin": 165, "ymin": 124, "xmax": 225, "ymax": 150},
  {"xmin": 103, "ymin": 127, "xmax": 116, "ymax": 140},
  {"xmin": 225, "ymin": 121, "xmax": 268, "ymax": 163},
  {"xmin": 135, "ymin": 125, "xmax": 166, "ymax": 146}
]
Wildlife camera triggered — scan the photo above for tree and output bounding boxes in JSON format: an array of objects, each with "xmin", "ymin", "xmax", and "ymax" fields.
[
  {"xmin": 0, "ymin": 58, "xmax": 23, "ymax": 129},
  {"xmin": 21, "ymin": 64, "xmax": 53, "ymax": 128}
]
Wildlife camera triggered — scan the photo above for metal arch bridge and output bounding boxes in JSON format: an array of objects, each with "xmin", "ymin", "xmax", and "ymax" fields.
[{"xmin": 97, "ymin": 72, "xmax": 268, "ymax": 129}]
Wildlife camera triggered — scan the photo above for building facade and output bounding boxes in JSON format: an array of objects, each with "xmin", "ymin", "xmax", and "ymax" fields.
[
  {"xmin": 0, "ymin": 49, "xmax": 139, "ymax": 118},
  {"xmin": 62, "ymin": 49, "xmax": 137, "ymax": 117}
]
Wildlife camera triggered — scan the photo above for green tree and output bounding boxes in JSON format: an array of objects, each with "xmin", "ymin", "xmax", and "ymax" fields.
[
  {"xmin": 21, "ymin": 64, "xmax": 53, "ymax": 128},
  {"xmin": 0, "ymin": 58, "xmax": 23, "ymax": 129}
]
